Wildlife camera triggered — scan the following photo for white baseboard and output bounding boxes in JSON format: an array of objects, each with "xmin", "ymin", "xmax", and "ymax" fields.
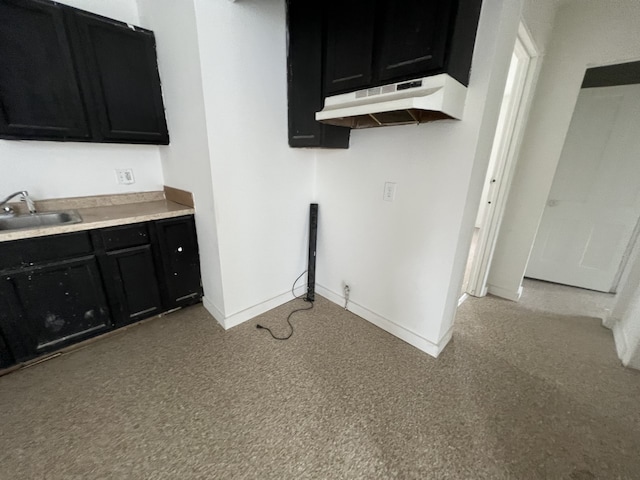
[
  {"xmin": 602, "ymin": 313, "xmax": 617, "ymax": 330},
  {"xmin": 204, "ymin": 286, "xmax": 306, "ymax": 330},
  {"xmin": 487, "ymin": 283, "xmax": 523, "ymax": 301},
  {"xmin": 316, "ymin": 284, "xmax": 451, "ymax": 358},
  {"xmin": 202, "ymin": 296, "xmax": 225, "ymax": 327},
  {"xmin": 613, "ymin": 322, "xmax": 629, "ymax": 364},
  {"xmin": 458, "ymin": 293, "xmax": 469, "ymax": 306}
]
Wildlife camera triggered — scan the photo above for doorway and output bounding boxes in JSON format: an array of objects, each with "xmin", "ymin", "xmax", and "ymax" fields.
[
  {"xmin": 526, "ymin": 73, "xmax": 640, "ymax": 293},
  {"xmin": 461, "ymin": 23, "xmax": 540, "ymax": 299}
]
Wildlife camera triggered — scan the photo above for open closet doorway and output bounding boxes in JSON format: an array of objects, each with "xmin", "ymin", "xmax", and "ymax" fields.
[
  {"xmin": 461, "ymin": 23, "xmax": 539, "ymax": 299},
  {"xmin": 525, "ymin": 65, "xmax": 640, "ymax": 293}
]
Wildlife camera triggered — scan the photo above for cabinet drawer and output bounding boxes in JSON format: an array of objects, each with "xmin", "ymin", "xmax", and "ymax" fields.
[
  {"xmin": 0, "ymin": 231, "xmax": 93, "ymax": 271},
  {"xmin": 100, "ymin": 223, "xmax": 150, "ymax": 251}
]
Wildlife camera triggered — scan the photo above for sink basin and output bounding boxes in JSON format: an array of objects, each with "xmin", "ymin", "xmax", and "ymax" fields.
[{"xmin": 0, "ymin": 210, "xmax": 83, "ymax": 231}]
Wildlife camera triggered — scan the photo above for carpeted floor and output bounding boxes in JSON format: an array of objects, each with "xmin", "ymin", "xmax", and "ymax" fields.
[{"xmin": 0, "ymin": 280, "xmax": 639, "ymax": 479}]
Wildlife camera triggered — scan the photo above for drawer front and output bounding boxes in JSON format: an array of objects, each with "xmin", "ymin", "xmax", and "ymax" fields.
[
  {"xmin": 0, "ymin": 231, "xmax": 93, "ymax": 271},
  {"xmin": 100, "ymin": 223, "xmax": 150, "ymax": 251}
]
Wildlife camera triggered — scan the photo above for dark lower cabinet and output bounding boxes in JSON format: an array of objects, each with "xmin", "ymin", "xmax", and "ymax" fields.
[
  {"xmin": 103, "ymin": 245, "xmax": 163, "ymax": 326},
  {"xmin": 153, "ymin": 217, "xmax": 203, "ymax": 309},
  {"xmin": 93, "ymin": 222, "xmax": 163, "ymax": 326},
  {"xmin": 4, "ymin": 256, "xmax": 111, "ymax": 359},
  {"xmin": 0, "ymin": 215, "xmax": 202, "ymax": 370},
  {"xmin": 0, "ymin": 281, "xmax": 22, "ymax": 364},
  {"xmin": 0, "ymin": 332, "xmax": 13, "ymax": 369}
]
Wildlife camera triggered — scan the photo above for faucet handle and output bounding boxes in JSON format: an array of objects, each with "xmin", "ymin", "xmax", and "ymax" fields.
[
  {"xmin": 2, "ymin": 206, "xmax": 14, "ymax": 215},
  {"xmin": 20, "ymin": 191, "xmax": 37, "ymax": 214}
]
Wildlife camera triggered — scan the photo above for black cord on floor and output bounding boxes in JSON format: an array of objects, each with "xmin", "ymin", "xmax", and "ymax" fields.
[
  {"xmin": 291, "ymin": 270, "xmax": 308, "ymax": 300},
  {"xmin": 256, "ymin": 271, "xmax": 313, "ymax": 341}
]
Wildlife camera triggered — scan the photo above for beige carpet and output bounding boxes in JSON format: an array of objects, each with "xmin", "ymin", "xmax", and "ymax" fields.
[{"xmin": 0, "ymin": 280, "xmax": 639, "ymax": 479}]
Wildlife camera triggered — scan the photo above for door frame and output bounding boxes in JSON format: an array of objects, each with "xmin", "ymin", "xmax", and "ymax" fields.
[{"xmin": 466, "ymin": 23, "xmax": 541, "ymax": 298}]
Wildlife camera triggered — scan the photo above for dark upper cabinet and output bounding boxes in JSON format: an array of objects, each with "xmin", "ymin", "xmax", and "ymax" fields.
[
  {"xmin": 444, "ymin": 0, "xmax": 483, "ymax": 87},
  {"xmin": 69, "ymin": 10, "xmax": 169, "ymax": 144},
  {"xmin": 287, "ymin": 0, "xmax": 482, "ymax": 148},
  {"xmin": 0, "ymin": 0, "xmax": 169, "ymax": 145},
  {"xmin": 375, "ymin": 0, "xmax": 454, "ymax": 83},
  {"xmin": 286, "ymin": 0, "xmax": 350, "ymax": 149},
  {"xmin": 321, "ymin": 0, "xmax": 482, "ymax": 92},
  {"xmin": 0, "ymin": 0, "xmax": 90, "ymax": 140},
  {"xmin": 153, "ymin": 216, "xmax": 203, "ymax": 310},
  {"xmin": 323, "ymin": 0, "xmax": 377, "ymax": 95}
]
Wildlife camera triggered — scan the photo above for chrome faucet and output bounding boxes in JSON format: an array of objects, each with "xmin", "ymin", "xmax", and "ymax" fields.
[{"xmin": 0, "ymin": 191, "xmax": 37, "ymax": 215}]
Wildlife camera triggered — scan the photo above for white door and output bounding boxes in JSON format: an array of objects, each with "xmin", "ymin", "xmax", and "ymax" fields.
[
  {"xmin": 526, "ymin": 84, "xmax": 640, "ymax": 292},
  {"xmin": 465, "ymin": 24, "xmax": 539, "ymax": 299}
]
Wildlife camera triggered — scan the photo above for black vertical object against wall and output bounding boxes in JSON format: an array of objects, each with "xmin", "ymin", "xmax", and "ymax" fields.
[{"xmin": 307, "ymin": 204, "xmax": 318, "ymax": 302}]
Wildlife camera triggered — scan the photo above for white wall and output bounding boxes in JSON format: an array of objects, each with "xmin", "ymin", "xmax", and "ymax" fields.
[
  {"xmin": 610, "ymin": 230, "xmax": 640, "ymax": 369},
  {"xmin": 192, "ymin": 0, "xmax": 316, "ymax": 325},
  {"xmin": 488, "ymin": 0, "xmax": 640, "ymax": 300},
  {"xmin": 614, "ymin": 298, "xmax": 640, "ymax": 370},
  {"xmin": 0, "ymin": 0, "xmax": 165, "ymax": 201},
  {"xmin": 520, "ymin": 0, "xmax": 557, "ymax": 55},
  {"xmin": 60, "ymin": 0, "xmax": 140, "ymax": 24},
  {"xmin": 313, "ymin": 0, "xmax": 524, "ymax": 356},
  {"xmin": 136, "ymin": 0, "xmax": 226, "ymax": 316}
]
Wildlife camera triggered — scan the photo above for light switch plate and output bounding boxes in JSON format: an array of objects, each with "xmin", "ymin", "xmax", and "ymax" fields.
[
  {"xmin": 116, "ymin": 168, "xmax": 135, "ymax": 185},
  {"xmin": 383, "ymin": 182, "xmax": 397, "ymax": 202}
]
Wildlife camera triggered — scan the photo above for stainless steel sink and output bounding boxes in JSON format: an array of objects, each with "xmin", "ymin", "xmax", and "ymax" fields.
[{"xmin": 0, "ymin": 210, "xmax": 83, "ymax": 231}]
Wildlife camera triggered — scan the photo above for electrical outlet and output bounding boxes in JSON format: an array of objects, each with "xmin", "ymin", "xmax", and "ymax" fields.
[
  {"xmin": 343, "ymin": 284, "xmax": 350, "ymax": 310},
  {"xmin": 383, "ymin": 182, "xmax": 397, "ymax": 202},
  {"xmin": 116, "ymin": 168, "xmax": 135, "ymax": 185}
]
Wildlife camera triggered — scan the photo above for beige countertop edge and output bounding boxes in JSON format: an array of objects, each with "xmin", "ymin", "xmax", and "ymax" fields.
[{"xmin": 0, "ymin": 200, "xmax": 194, "ymax": 243}]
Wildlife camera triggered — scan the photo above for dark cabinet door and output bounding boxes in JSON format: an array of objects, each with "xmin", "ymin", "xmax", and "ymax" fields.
[
  {"xmin": 324, "ymin": 0, "xmax": 377, "ymax": 95},
  {"xmin": 0, "ymin": 0, "xmax": 90, "ymax": 140},
  {"xmin": 7, "ymin": 256, "xmax": 111, "ymax": 358},
  {"xmin": 105, "ymin": 245, "xmax": 162, "ymax": 326},
  {"xmin": 286, "ymin": 0, "xmax": 350, "ymax": 148},
  {"xmin": 375, "ymin": 0, "xmax": 455, "ymax": 83},
  {"xmin": 0, "ymin": 279, "xmax": 24, "ymax": 366},
  {"xmin": 0, "ymin": 331, "xmax": 13, "ymax": 369},
  {"xmin": 153, "ymin": 217, "xmax": 203, "ymax": 309},
  {"xmin": 69, "ymin": 10, "xmax": 169, "ymax": 144}
]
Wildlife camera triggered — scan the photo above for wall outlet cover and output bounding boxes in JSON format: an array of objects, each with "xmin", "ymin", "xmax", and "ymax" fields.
[
  {"xmin": 383, "ymin": 182, "xmax": 397, "ymax": 202},
  {"xmin": 116, "ymin": 168, "xmax": 135, "ymax": 185}
]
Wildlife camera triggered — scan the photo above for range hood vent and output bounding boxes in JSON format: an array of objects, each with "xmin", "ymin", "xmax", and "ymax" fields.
[{"xmin": 316, "ymin": 74, "xmax": 466, "ymax": 129}]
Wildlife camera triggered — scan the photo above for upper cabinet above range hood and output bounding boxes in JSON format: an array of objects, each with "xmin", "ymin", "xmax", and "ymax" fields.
[
  {"xmin": 315, "ymin": 74, "xmax": 466, "ymax": 129},
  {"xmin": 286, "ymin": 0, "xmax": 483, "ymax": 147}
]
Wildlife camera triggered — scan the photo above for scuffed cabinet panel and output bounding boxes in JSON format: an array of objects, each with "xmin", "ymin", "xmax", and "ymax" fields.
[{"xmin": 8, "ymin": 256, "xmax": 111, "ymax": 356}]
